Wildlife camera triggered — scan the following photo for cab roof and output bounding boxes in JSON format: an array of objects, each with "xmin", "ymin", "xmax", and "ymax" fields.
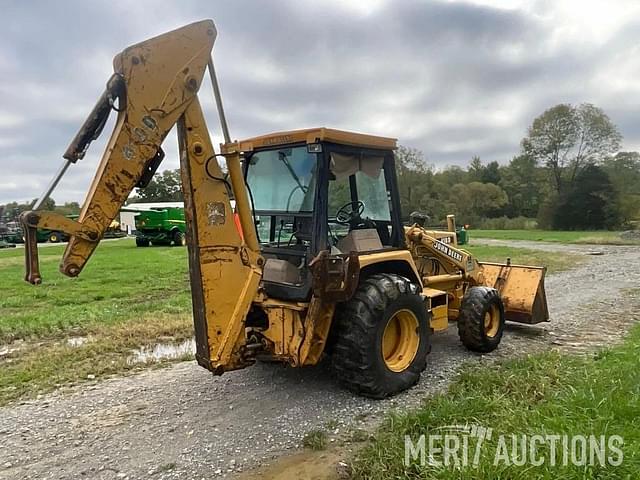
[{"xmin": 230, "ymin": 127, "xmax": 397, "ymax": 152}]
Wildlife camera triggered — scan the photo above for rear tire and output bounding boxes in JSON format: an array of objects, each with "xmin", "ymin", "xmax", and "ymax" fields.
[
  {"xmin": 48, "ymin": 232, "xmax": 61, "ymax": 243},
  {"xmin": 331, "ymin": 273, "xmax": 431, "ymax": 398},
  {"xmin": 457, "ymin": 286, "xmax": 505, "ymax": 353},
  {"xmin": 135, "ymin": 237, "xmax": 150, "ymax": 247},
  {"xmin": 172, "ymin": 230, "xmax": 186, "ymax": 247}
]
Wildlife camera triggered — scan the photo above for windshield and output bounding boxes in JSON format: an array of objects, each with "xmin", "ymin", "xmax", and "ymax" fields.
[{"xmin": 246, "ymin": 146, "xmax": 317, "ymax": 212}]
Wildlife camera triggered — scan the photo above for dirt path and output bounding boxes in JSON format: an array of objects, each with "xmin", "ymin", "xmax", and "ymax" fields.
[{"xmin": 1, "ymin": 242, "xmax": 639, "ymax": 480}]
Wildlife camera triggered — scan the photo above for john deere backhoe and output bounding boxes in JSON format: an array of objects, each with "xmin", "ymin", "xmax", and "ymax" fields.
[{"xmin": 20, "ymin": 20, "xmax": 548, "ymax": 398}]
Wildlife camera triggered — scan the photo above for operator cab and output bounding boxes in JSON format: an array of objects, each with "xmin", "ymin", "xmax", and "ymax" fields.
[{"xmin": 241, "ymin": 128, "xmax": 404, "ymax": 301}]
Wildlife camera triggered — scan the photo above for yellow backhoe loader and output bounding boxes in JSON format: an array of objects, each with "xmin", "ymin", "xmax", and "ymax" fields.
[{"xmin": 20, "ymin": 20, "xmax": 548, "ymax": 398}]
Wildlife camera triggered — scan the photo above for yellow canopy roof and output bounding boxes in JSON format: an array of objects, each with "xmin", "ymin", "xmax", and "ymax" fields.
[{"xmin": 230, "ymin": 127, "xmax": 397, "ymax": 152}]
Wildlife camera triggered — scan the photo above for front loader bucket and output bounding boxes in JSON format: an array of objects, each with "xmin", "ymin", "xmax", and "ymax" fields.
[{"xmin": 480, "ymin": 262, "xmax": 549, "ymax": 324}]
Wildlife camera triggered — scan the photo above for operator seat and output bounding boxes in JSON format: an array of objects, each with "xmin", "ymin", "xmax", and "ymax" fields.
[
  {"xmin": 262, "ymin": 258, "xmax": 312, "ymax": 301},
  {"xmin": 337, "ymin": 228, "xmax": 383, "ymax": 253},
  {"xmin": 263, "ymin": 258, "xmax": 301, "ymax": 284},
  {"xmin": 262, "ymin": 229, "xmax": 383, "ymax": 301}
]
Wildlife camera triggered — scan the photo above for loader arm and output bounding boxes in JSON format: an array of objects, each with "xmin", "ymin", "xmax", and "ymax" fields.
[
  {"xmin": 405, "ymin": 225, "xmax": 485, "ymax": 285},
  {"xmin": 405, "ymin": 225, "xmax": 548, "ymax": 324},
  {"xmin": 20, "ymin": 19, "xmax": 263, "ymax": 373}
]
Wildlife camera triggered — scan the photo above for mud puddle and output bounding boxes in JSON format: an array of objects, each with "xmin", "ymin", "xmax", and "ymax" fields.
[
  {"xmin": 128, "ymin": 338, "xmax": 195, "ymax": 364},
  {"xmin": 238, "ymin": 448, "xmax": 347, "ymax": 480}
]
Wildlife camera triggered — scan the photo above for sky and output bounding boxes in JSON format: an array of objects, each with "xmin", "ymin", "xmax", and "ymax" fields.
[{"xmin": 1, "ymin": 0, "xmax": 639, "ymax": 204}]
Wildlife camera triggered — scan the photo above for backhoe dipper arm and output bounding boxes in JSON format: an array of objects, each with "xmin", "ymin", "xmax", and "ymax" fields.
[
  {"xmin": 21, "ymin": 20, "xmax": 217, "ymax": 283},
  {"xmin": 21, "ymin": 20, "xmax": 264, "ymax": 374}
]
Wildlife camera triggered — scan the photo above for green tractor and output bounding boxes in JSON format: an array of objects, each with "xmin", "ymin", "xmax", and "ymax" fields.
[
  {"xmin": 133, "ymin": 207, "xmax": 186, "ymax": 247},
  {"xmin": 43, "ymin": 216, "xmax": 125, "ymax": 242},
  {"xmin": 2, "ymin": 214, "xmax": 125, "ymax": 244},
  {"xmin": 0, "ymin": 220, "xmax": 59, "ymax": 244},
  {"xmin": 40, "ymin": 228, "xmax": 68, "ymax": 243}
]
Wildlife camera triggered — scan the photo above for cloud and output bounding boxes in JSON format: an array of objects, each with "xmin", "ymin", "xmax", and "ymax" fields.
[{"xmin": 1, "ymin": 0, "xmax": 639, "ymax": 204}]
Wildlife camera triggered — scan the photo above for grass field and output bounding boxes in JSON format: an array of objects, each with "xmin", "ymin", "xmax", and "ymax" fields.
[
  {"xmin": 470, "ymin": 229, "xmax": 639, "ymax": 245},
  {"xmin": 0, "ymin": 239, "xmax": 193, "ymax": 404},
  {"xmin": 0, "ymin": 238, "xmax": 579, "ymax": 405},
  {"xmin": 352, "ymin": 310, "xmax": 640, "ymax": 478},
  {"xmin": 0, "ymin": 239, "xmax": 191, "ymax": 342},
  {"xmin": 463, "ymin": 244, "xmax": 580, "ymax": 273}
]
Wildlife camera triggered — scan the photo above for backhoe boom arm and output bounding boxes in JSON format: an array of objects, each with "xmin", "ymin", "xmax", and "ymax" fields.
[{"xmin": 20, "ymin": 19, "xmax": 263, "ymax": 373}]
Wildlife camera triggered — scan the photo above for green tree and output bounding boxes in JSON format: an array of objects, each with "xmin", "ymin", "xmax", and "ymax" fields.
[
  {"xmin": 499, "ymin": 155, "xmax": 545, "ymax": 218},
  {"xmin": 2, "ymin": 198, "xmax": 52, "ymax": 221},
  {"xmin": 602, "ymin": 151, "xmax": 640, "ymax": 224},
  {"xmin": 2, "ymin": 202, "xmax": 23, "ymax": 221},
  {"xmin": 467, "ymin": 157, "xmax": 500, "ymax": 184},
  {"xmin": 436, "ymin": 166, "xmax": 468, "ymax": 188},
  {"xmin": 553, "ymin": 165, "xmax": 620, "ymax": 229},
  {"xmin": 448, "ymin": 182, "xmax": 508, "ymax": 221},
  {"xmin": 522, "ymin": 103, "xmax": 622, "ymax": 194},
  {"xmin": 132, "ymin": 169, "xmax": 183, "ymax": 202},
  {"xmin": 482, "ymin": 161, "xmax": 501, "ymax": 184},
  {"xmin": 40, "ymin": 197, "xmax": 56, "ymax": 210},
  {"xmin": 54, "ymin": 202, "xmax": 81, "ymax": 216},
  {"xmin": 468, "ymin": 156, "xmax": 484, "ymax": 182},
  {"xmin": 394, "ymin": 146, "xmax": 434, "ymax": 219}
]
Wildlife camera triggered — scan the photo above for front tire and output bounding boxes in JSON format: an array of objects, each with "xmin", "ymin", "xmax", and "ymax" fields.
[
  {"xmin": 457, "ymin": 286, "xmax": 505, "ymax": 353},
  {"xmin": 135, "ymin": 237, "xmax": 150, "ymax": 247},
  {"xmin": 48, "ymin": 232, "xmax": 61, "ymax": 243},
  {"xmin": 172, "ymin": 230, "xmax": 186, "ymax": 247},
  {"xmin": 331, "ymin": 274, "xmax": 431, "ymax": 398}
]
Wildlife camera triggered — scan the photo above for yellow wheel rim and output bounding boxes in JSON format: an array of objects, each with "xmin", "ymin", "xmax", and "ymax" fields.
[
  {"xmin": 484, "ymin": 304, "xmax": 500, "ymax": 338},
  {"xmin": 382, "ymin": 309, "xmax": 420, "ymax": 372},
  {"xmin": 50, "ymin": 235, "xmax": 58, "ymax": 242}
]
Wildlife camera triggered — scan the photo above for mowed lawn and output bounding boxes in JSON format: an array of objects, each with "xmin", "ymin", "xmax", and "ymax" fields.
[
  {"xmin": 0, "ymin": 238, "xmax": 579, "ymax": 405},
  {"xmin": 0, "ymin": 238, "xmax": 192, "ymax": 342},
  {"xmin": 470, "ymin": 229, "xmax": 638, "ymax": 245},
  {"xmin": 464, "ymin": 244, "xmax": 580, "ymax": 273}
]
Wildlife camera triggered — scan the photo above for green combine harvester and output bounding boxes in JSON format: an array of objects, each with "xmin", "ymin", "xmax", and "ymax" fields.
[{"xmin": 132, "ymin": 207, "xmax": 186, "ymax": 247}]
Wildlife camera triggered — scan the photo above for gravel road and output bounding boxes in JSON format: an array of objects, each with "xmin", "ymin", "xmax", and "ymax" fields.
[{"xmin": 1, "ymin": 241, "xmax": 639, "ymax": 480}]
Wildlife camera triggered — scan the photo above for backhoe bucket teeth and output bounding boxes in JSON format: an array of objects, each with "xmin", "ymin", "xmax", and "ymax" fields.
[{"xmin": 480, "ymin": 262, "xmax": 549, "ymax": 324}]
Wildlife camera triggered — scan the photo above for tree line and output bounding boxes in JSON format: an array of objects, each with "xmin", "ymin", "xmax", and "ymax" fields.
[
  {"xmin": 0, "ymin": 199, "xmax": 80, "ymax": 224},
  {"xmin": 397, "ymin": 103, "xmax": 639, "ymax": 230},
  {"xmin": 2, "ymin": 103, "xmax": 638, "ymax": 230}
]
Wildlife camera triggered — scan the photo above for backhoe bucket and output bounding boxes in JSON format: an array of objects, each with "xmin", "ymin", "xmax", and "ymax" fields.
[{"xmin": 480, "ymin": 262, "xmax": 549, "ymax": 324}]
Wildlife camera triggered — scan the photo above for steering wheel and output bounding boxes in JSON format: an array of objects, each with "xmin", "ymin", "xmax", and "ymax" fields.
[{"xmin": 335, "ymin": 200, "xmax": 365, "ymax": 225}]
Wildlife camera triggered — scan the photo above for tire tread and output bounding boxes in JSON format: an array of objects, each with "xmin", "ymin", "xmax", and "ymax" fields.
[
  {"xmin": 457, "ymin": 286, "xmax": 504, "ymax": 353},
  {"xmin": 331, "ymin": 273, "xmax": 430, "ymax": 398}
]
